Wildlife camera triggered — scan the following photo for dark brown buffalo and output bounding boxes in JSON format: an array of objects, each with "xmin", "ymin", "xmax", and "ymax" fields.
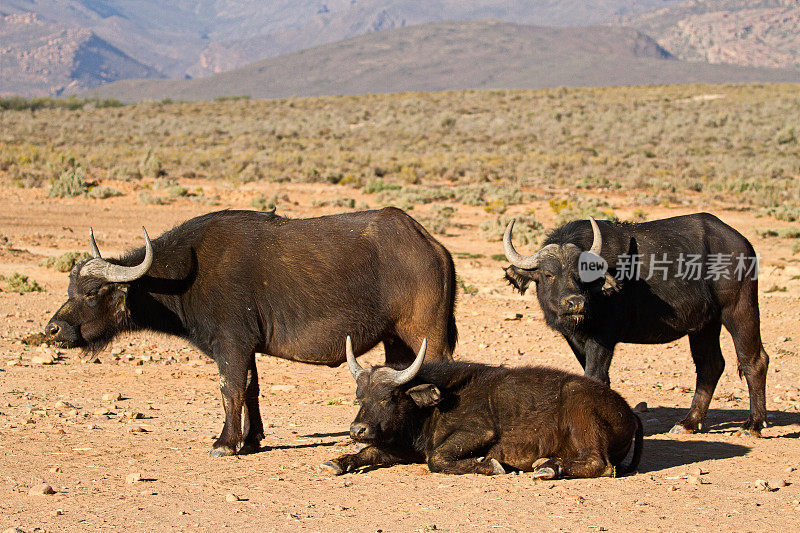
[
  {"xmin": 321, "ymin": 337, "xmax": 642, "ymax": 478},
  {"xmin": 45, "ymin": 208, "xmax": 457, "ymax": 456},
  {"xmin": 504, "ymin": 214, "xmax": 769, "ymax": 436}
]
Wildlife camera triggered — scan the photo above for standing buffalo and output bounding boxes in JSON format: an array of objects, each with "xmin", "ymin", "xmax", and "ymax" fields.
[
  {"xmin": 503, "ymin": 213, "xmax": 768, "ymax": 436},
  {"xmin": 45, "ymin": 208, "xmax": 457, "ymax": 456},
  {"xmin": 321, "ymin": 336, "xmax": 642, "ymax": 478}
]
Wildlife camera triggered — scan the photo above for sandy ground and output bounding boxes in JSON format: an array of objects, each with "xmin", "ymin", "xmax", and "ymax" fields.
[{"xmin": 1, "ymin": 180, "xmax": 799, "ymax": 532}]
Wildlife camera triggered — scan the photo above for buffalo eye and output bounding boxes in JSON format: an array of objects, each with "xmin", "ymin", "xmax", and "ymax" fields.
[{"xmin": 543, "ymin": 272, "xmax": 555, "ymax": 281}]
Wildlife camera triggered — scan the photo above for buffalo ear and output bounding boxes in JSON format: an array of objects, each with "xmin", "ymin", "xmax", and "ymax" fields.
[
  {"xmin": 406, "ymin": 384, "xmax": 441, "ymax": 407},
  {"xmin": 504, "ymin": 266, "xmax": 535, "ymax": 294}
]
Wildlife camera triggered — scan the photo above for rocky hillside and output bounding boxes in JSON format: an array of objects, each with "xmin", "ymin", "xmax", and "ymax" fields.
[
  {"xmin": 0, "ymin": 12, "xmax": 161, "ymax": 96},
  {"xmin": 626, "ymin": 0, "xmax": 800, "ymax": 69}
]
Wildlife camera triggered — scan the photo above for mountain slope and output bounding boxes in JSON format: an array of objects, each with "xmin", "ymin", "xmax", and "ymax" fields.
[
  {"xmin": 625, "ymin": 0, "xmax": 800, "ymax": 69},
  {"xmin": 86, "ymin": 21, "xmax": 800, "ymax": 102},
  {"xmin": 2, "ymin": 0, "xmax": 687, "ymax": 95}
]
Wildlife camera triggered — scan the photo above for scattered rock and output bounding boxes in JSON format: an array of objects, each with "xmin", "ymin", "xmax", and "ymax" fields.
[
  {"xmin": 127, "ymin": 425, "xmax": 145, "ymax": 433},
  {"xmin": 51, "ymin": 508, "xmax": 64, "ymax": 516},
  {"xmin": 270, "ymin": 385, "xmax": 296, "ymax": 392},
  {"xmin": 225, "ymin": 492, "xmax": 240, "ymax": 502},
  {"xmin": 754, "ymin": 479, "xmax": 772, "ymax": 492},
  {"xmin": 110, "ymin": 347, "xmax": 124, "ymax": 356},
  {"xmin": 31, "ymin": 354, "xmax": 55, "ymax": 365},
  {"xmin": 689, "ymin": 467, "xmax": 705, "ymax": 477},
  {"xmin": 785, "ymin": 466, "xmax": 796, "ymax": 473},
  {"xmin": 3, "ymin": 527, "xmax": 25, "ymax": 533},
  {"xmin": 126, "ymin": 473, "xmax": 142, "ymax": 484},
  {"xmin": 778, "ymin": 336, "xmax": 790, "ymax": 343},
  {"xmin": 769, "ymin": 478, "xmax": 787, "ymax": 489},
  {"xmin": 6, "ymin": 359, "xmax": 21, "ymax": 367},
  {"xmin": 687, "ymin": 475, "xmax": 705, "ymax": 485},
  {"xmin": 93, "ymin": 407, "xmax": 111, "ymax": 416},
  {"xmin": 53, "ymin": 400, "xmax": 74, "ymax": 410},
  {"xmin": 29, "ymin": 483, "xmax": 55, "ymax": 496},
  {"xmin": 102, "ymin": 393, "xmax": 122, "ymax": 402},
  {"xmin": 503, "ymin": 313, "xmax": 523, "ymax": 321},
  {"xmin": 125, "ymin": 411, "xmax": 144, "ymax": 420},
  {"xmin": 49, "ymin": 466, "xmax": 62, "ymax": 473},
  {"xmin": 633, "ymin": 402, "xmax": 648, "ymax": 413}
]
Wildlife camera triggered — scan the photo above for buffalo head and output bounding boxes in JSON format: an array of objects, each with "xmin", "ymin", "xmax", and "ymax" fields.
[
  {"xmin": 345, "ymin": 336, "xmax": 439, "ymax": 444},
  {"xmin": 504, "ymin": 218, "xmax": 617, "ymax": 330},
  {"xmin": 45, "ymin": 228, "xmax": 153, "ymax": 349}
]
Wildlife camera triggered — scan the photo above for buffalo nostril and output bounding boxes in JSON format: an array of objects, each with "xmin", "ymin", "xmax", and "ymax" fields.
[{"xmin": 45, "ymin": 323, "xmax": 60, "ymax": 336}]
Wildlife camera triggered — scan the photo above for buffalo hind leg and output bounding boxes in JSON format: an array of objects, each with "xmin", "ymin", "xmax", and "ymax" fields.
[
  {"xmin": 531, "ymin": 454, "xmax": 613, "ymax": 480},
  {"xmin": 671, "ymin": 322, "xmax": 725, "ymax": 434},
  {"xmin": 239, "ymin": 354, "xmax": 265, "ymax": 454},
  {"xmin": 320, "ymin": 446, "xmax": 410, "ymax": 475},
  {"xmin": 723, "ymin": 298, "xmax": 769, "ymax": 436},
  {"xmin": 210, "ymin": 342, "xmax": 251, "ymax": 457}
]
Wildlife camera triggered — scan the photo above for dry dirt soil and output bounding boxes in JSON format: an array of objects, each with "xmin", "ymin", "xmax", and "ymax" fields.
[{"xmin": 1, "ymin": 180, "xmax": 799, "ymax": 532}]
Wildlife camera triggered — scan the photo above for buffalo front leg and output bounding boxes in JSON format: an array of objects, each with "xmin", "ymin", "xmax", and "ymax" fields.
[
  {"xmin": 210, "ymin": 344, "xmax": 252, "ymax": 457},
  {"xmin": 427, "ymin": 431, "xmax": 505, "ymax": 475},
  {"xmin": 671, "ymin": 322, "xmax": 725, "ymax": 434},
  {"xmin": 583, "ymin": 338, "xmax": 616, "ymax": 386},
  {"xmin": 319, "ymin": 446, "xmax": 410, "ymax": 475},
  {"xmin": 240, "ymin": 354, "xmax": 265, "ymax": 454},
  {"xmin": 531, "ymin": 454, "xmax": 614, "ymax": 480}
]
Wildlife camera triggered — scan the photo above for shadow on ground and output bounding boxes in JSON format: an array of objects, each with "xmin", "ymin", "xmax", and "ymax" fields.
[
  {"xmin": 638, "ymin": 438, "xmax": 750, "ymax": 473},
  {"xmin": 639, "ymin": 407, "xmax": 800, "ymax": 437}
]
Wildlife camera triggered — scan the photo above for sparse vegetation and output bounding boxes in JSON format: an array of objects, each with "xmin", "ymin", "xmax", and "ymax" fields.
[
  {"xmin": 420, "ymin": 205, "xmax": 456, "ymax": 235},
  {"xmin": 0, "ymin": 273, "xmax": 44, "ymax": 292},
  {"xmin": 88, "ymin": 185, "xmax": 122, "ymax": 199},
  {"xmin": 40, "ymin": 251, "xmax": 91, "ymax": 272},
  {"xmin": 1, "ymin": 85, "xmax": 798, "ymax": 212},
  {"xmin": 550, "ymin": 198, "xmax": 618, "ymax": 225},
  {"xmin": 457, "ymin": 276, "xmax": 479, "ymax": 295}
]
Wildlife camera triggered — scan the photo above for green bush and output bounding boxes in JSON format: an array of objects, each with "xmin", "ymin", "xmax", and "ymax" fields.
[
  {"xmin": 0, "ymin": 273, "xmax": 44, "ymax": 292},
  {"xmin": 40, "ymin": 251, "xmax": 91, "ymax": 272},
  {"xmin": 49, "ymin": 166, "xmax": 89, "ymax": 198},
  {"xmin": 480, "ymin": 213, "xmax": 543, "ymax": 246},
  {"xmin": 88, "ymin": 185, "xmax": 121, "ymax": 199},
  {"xmin": 420, "ymin": 205, "xmax": 456, "ymax": 234}
]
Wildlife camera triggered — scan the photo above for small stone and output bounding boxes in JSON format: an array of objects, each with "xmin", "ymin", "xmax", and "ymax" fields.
[
  {"xmin": 31, "ymin": 354, "xmax": 55, "ymax": 365},
  {"xmin": 754, "ymin": 479, "xmax": 771, "ymax": 491},
  {"xmin": 51, "ymin": 508, "xmax": 64, "ymax": 516},
  {"xmin": 633, "ymin": 402, "xmax": 648, "ymax": 413},
  {"xmin": 49, "ymin": 466, "xmax": 62, "ymax": 473},
  {"xmin": 225, "ymin": 492, "xmax": 240, "ymax": 502},
  {"xmin": 687, "ymin": 475, "xmax": 704, "ymax": 485},
  {"xmin": 134, "ymin": 368, "xmax": 143, "ymax": 375},
  {"xmin": 127, "ymin": 425, "xmax": 145, "ymax": 433},
  {"xmin": 86, "ymin": 423, "xmax": 98, "ymax": 430},
  {"xmin": 29, "ymin": 483, "xmax": 55, "ymax": 496},
  {"xmin": 3, "ymin": 527, "xmax": 25, "ymax": 533},
  {"xmin": 769, "ymin": 478, "xmax": 787, "ymax": 489},
  {"xmin": 102, "ymin": 393, "xmax": 122, "ymax": 402},
  {"xmin": 6, "ymin": 360, "xmax": 20, "ymax": 367},
  {"xmin": 478, "ymin": 343, "xmax": 488, "ymax": 349},
  {"xmin": 110, "ymin": 347, "xmax": 124, "ymax": 355},
  {"xmin": 785, "ymin": 466, "xmax": 796, "ymax": 473},
  {"xmin": 125, "ymin": 411, "xmax": 144, "ymax": 420},
  {"xmin": 54, "ymin": 400, "xmax": 74, "ymax": 410},
  {"xmin": 668, "ymin": 485, "xmax": 678, "ymax": 491},
  {"xmin": 778, "ymin": 336, "xmax": 789, "ymax": 343},
  {"xmin": 270, "ymin": 384, "xmax": 296, "ymax": 392},
  {"xmin": 93, "ymin": 407, "xmax": 111, "ymax": 416},
  {"xmin": 689, "ymin": 467, "xmax": 704, "ymax": 476},
  {"xmin": 126, "ymin": 472, "xmax": 142, "ymax": 484}
]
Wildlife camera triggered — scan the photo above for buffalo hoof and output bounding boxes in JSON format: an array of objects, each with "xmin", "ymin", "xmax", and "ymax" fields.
[
  {"xmin": 532, "ymin": 467, "xmax": 557, "ymax": 480},
  {"xmin": 532, "ymin": 458, "xmax": 550, "ymax": 469},
  {"xmin": 668, "ymin": 424, "xmax": 695, "ymax": 435},
  {"xmin": 209, "ymin": 445, "xmax": 237, "ymax": 457},
  {"xmin": 488, "ymin": 458, "xmax": 506, "ymax": 475},
  {"xmin": 319, "ymin": 461, "xmax": 344, "ymax": 476},
  {"xmin": 238, "ymin": 442, "xmax": 263, "ymax": 455}
]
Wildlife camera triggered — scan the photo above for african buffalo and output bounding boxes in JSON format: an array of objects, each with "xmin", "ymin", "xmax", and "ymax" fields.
[
  {"xmin": 503, "ymin": 213, "xmax": 768, "ymax": 436},
  {"xmin": 320, "ymin": 336, "xmax": 642, "ymax": 478},
  {"xmin": 45, "ymin": 208, "xmax": 457, "ymax": 456}
]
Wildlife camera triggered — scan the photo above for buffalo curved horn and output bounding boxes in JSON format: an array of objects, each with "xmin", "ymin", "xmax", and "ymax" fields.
[
  {"xmin": 389, "ymin": 338, "xmax": 427, "ymax": 386},
  {"xmin": 503, "ymin": 220, "xmax": 558, "ymax": 270},
  {"xmin": 89, "ymin": 227, "xmax": 102, "ymax": 258},
  {"xmin": 588, "ymin": 217, "xmax": 603, "ymax": 256},
  {"xmin": 345, "ymin": 336, "xmax": 364, "ymax": 381},
  {"xmin": 80, "ymin": 227, "xmax": 153, "ymax": 282}
]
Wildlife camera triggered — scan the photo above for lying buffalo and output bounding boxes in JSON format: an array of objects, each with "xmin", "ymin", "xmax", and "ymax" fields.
[
  {"xmin": 321, "ymin": 336, "xmax": 642, "ymax": 478},
  {"xmin": 504, "ymin": 213, "xmax": 768, "ymax": 436},
  {"xmin": 45, "ymin": 208, "xmax": 458, "ymax": 456}
]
